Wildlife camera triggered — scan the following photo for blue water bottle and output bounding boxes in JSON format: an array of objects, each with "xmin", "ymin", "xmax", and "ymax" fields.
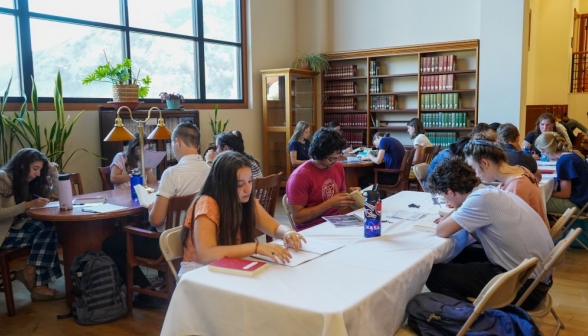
[
  {"xmin": 130, "ymin": 168, "xmax": 143, "ymax": 201},
  {"xmin": 523, "ymin": 147, "xmax": 531, "ymax": 155},
  {"xmin": 363, "ymin": 190, "xmax": 381, "ymax": 238}
]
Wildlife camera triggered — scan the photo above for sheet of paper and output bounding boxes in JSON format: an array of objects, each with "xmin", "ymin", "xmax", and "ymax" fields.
[
  {"xmin": 30, "ymin": 201, "xmax": 60, "ymax": 209},
  {"xmin": 322, "ymin": 214, "xmax": 364, "ymax": 227},
  {"xmin": 386, "ymin": 210, "xmax": 428, "ymax": 221},
  {"xmin": 271, "ymin": 239, "xmax": 344, "ymax": 255},
  {"xmin": 143, "ymin": 150, "xmax": 167, "ymax": 168},
  {"xmin": 134, "ymin": 184, "xmax": 157, "ymax": 208},
  {"xmin": 80, "ymin": 203, "xmax": 128, "ymax": 214},
  {"xmin": 253, "ymin": 250, "xmax": 322, "ymax": 267}
]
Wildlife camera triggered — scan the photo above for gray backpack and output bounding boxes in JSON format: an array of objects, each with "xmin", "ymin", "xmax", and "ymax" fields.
[{"xmin": 58, "ymin": 251, "xmax": 128, "ymax": 325}]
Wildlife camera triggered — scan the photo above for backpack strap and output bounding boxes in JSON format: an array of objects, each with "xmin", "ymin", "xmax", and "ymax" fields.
[{"xmin": 56, "ymin": 309, "xmax": 73, "ymax": 320}]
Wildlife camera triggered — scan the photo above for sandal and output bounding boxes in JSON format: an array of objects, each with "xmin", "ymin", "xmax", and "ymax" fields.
[
  {"xmin": 14, "ymin": 269, "xmax": 35, "ymax": 293},
  {"xmin": 31, "ymin": 289, "xmax": 66, "ymax": 302}
]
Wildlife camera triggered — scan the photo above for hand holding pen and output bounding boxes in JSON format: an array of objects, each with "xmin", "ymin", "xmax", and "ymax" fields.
[{"xmin": 25, "ymin": 194, "xmax": 50, "ymax": 209}]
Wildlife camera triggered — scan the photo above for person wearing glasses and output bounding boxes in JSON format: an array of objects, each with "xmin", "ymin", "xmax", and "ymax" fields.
[
  {"xmin": 286, "ymin": 127, "xmax": 358, "ymax": 231},
  {"xmin": 359, "ymin": 132, "xmax": 406, "ymax": 189}
]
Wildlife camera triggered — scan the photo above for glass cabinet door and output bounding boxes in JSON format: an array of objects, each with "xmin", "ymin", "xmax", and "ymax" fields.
[
  {"xmin": 265, "ymin": 75, "xmax": 286, "ymax": 127},
  {"xmin": 291, "ymin": 76, "xmax": 314, "ymax": 127}
]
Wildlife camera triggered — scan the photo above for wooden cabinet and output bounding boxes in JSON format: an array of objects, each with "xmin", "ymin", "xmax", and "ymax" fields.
[
  {"xmin": 260, "ymin": 68, "xmax": 319, "ymax": 185},
  {"xmin": 98, "ymin": 106, "xmax": 200, "ymax": 178},
  {"xmin": 323, "ymin": 40, "xmax": 479, "ymax": 148}
]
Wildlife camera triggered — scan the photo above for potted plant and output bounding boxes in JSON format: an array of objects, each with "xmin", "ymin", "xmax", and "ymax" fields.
[
  {"xmin": 1, "ymin": 71, "xmax": 101, "ymax": 170},
  {"xmin": 159, "ymin": 92, "xmax": 185, "ymax": 110},
  {"xmin": 82, "ymin": 50, "xmax": 152, "ymax": 102},
  {"xmin": 209, "ymin": 104, "xmax": 229, "ymax": 141},
  {"xmin": 292, "ymin": 52, "xmax": 330, "ymax": 72}
]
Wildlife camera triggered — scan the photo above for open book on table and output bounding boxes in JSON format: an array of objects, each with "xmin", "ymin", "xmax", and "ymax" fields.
[
  {"xmin": 412, "ymin": 220, "xmax": 438, "ymax": 233},
  {"xmin": 253, "ymin": 239, "xmax": 344, "ymax": 267},
  {"xmin": 134, "ymin": 185, "xmax": 157, "ymax": 208}
]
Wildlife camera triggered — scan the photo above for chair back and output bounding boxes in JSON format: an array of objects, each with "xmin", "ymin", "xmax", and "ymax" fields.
[
  {"xmin": 282, "ymin": 194, "xmax": 297, "ymax": 231},
  {"xmin": 550, "ymin": 207, "xmax": 576, "ymax": 240},
  {"xmin": 159, "ymin": 226, "xmax": 183, "ymax": 282},
  {"xmin": 68, "ymin": 172, "xmax": 84, "ymax": 196},
  {"xmin": 423, "ymin": 145, "xmax": 441, "ymax": 164},
  {"xmin": 252, "ymin": 172, "xmax": 283, "ymax": 217},
  {"xmin": 166, "ymin": 193, "xmax": 197, "ymax": 229},
  {"xmin": 412, "ymin": 163, "xmax": 430, "ymax": 192},
  {"xmin": 374, "ymin": 148, "xmax": 416, "ymax": 198},
  {"xmin": 98, "ymin": 166, "xmax": 114, "ymax": 191},
  {"xmin": 573, "ymin": 132, "xmax": 586, "ymax": 151},
  {"xmin": 457, "ymin": 257, "xmax": 539, "ymax": 336},
  {"xmin": 515, "ymin": 228, "xmax": 582, "ymax": 307}
]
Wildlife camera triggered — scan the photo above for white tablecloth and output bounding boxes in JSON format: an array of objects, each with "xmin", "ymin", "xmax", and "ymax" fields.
[
  {"xmin": 539, "ymin": 173, "xmax": 556, "ymax": 207},
  {"xmin": 160, "ymin": 191, "xmax": 455, "ymax": 336}
]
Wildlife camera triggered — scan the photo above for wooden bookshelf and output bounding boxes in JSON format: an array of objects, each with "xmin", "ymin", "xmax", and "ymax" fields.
[{"xmin": 323, "ymin": 40, "xmax": 479, "ymax": 147}]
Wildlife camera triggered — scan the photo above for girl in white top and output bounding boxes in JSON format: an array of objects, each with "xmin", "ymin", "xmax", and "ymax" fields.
[{"xmin": 407, "ymin": 118, "xmax": 432, "ymax": 164}]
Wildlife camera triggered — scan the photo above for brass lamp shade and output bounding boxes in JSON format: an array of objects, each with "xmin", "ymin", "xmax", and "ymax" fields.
[
  {"xmin": 104, "ymin": 122, "xmax": 136, "ymax": 142},
  {"xmin": 147, "ymin": 122, "xmax": 172, "ymax": 140}
]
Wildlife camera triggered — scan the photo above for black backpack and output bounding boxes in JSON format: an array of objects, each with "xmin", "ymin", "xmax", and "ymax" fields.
[
  {"xmin": 58, "ymin": 251, "xmax": 128, "ymax": 325},
  {"xmin": 406, "ymin": 292, "xmax": 541, "ymax": 336}
]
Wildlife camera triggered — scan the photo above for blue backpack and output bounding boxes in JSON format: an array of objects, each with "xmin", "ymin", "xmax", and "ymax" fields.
[{"xmin": 406, "ymin": 292, "xmax": 541, "ymax": 336}]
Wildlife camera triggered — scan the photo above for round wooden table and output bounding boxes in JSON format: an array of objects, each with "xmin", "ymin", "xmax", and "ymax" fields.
[
  {"xmin": 340, "ymin": 159, "xmax": 375, "ymax": 188},
  {"xmin": 27, "ymin": 187, "xmax": 147, "ymax": 306}
]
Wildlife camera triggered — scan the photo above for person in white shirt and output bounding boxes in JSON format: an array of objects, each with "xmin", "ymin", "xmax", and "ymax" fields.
[
  {"xmin": 425, "ymin": 157, "xmax": 554, "ymax": 310},
  {"xmin": 407, "ymin": 118, "xmax": 432, "ymax": 164},
  {"xmin": 102, "ymin": 121, "xmax": 210, "ymax": 309}
]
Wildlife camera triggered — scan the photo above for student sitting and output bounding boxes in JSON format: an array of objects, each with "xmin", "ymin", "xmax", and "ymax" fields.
[
  {"xmin": 534, "ymin": 132, "xmax": 588, "ymax": 213},
  {"xmin": 523, "ymin": 113, "xmax": 571, "ymax": 158},
  {"xmin": 179, "ymin": 151, "xmax": 306, "ymax": 277},
  {"xmin": 359, "ymin": 132, "xmax": 406, "ymax": 189},
  {"xmin": 425, "ymin": 158, "xmax": 554, "ymax": 310},
  {"xmin": 496, "ymin": 123, "xmax": 542, "ymax": 182},
  {"xmin": 426, "ymin": 137, "xmax": 470, "ymax": 179},
  {"xmin": 464, "ymin": 134, "xmax": 549, "ymax": 229},
  {"xmin": 205, "ymin": 130, "xmax": 263, "ymax": 179},
  {"xmin": 110, "ymin": 134, "xmax": 157, "ymax": 189},
  {"xmin": 327, "ymin": 120, "xmax": 353, "ymax": 153},
  {"xmin": 407, "ymin": 118, "xmax": 432, "ymax": 164},
  {"xmin": 288, "ymin": 121, "xmax": 312, "ymax": 168}
]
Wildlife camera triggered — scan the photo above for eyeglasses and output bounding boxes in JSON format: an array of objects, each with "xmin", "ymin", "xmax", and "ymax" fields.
[{"xmin": 325, "ymin": 153, "xmax": 343, "ymax": 163}]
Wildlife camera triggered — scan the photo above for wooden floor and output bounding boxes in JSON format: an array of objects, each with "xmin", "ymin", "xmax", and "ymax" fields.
[{"xmin": 1, "ymin": 205, "xmax": 587, "ymax": 335}]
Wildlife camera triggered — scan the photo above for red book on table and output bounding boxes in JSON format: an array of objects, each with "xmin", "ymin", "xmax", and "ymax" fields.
[{"xmin": 207, "ymin": 257, "xmax": 268, "ymax": 277}]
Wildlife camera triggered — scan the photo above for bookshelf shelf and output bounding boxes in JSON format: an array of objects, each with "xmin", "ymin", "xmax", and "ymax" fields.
[
  {"xmin": 323, "ymin": 40, "xmax": 479, "ymax": 147},
  {"xmin": 325, "ymin": 93, "xmax": 367, "ymax": 97}
]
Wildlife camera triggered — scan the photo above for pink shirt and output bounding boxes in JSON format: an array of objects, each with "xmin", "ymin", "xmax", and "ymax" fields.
[{"xmin": 499, "ymin": 166, "xmax": 549, "ymax": 229}]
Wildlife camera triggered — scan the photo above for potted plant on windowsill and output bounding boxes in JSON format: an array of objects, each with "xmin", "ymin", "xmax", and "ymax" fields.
[
  {"xmin": 292, "ymin": 52, "xmax": 330, "ymax": 72},
  {"xmin": 82, "ymin": 50, "xmax": 152, "ymax": 107},
  {"xmin": 209, "ymin": 104, "xmax": 229, "ymax": 143},
  {"xmin": 159, "ymin": 92, "xmax": 184, "ymax": 110}
]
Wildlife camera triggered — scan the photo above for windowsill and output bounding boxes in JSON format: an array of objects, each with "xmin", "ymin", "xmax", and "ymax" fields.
[{"xmin": 2, "ymin": 101, "xmax": 248, "ymax": 111}]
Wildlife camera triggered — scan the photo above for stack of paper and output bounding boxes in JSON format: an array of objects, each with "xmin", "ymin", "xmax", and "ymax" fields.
[
  {"xmin": 253, "ymin": 239, "xmax": 344, "ymax": 267},
  {"xmin": 134, "ymin": 185, "xmax": 157, "ymax": 208}
]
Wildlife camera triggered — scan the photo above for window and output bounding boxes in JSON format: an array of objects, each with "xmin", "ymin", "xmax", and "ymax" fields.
[{"xmin": 0, "ymin": 0, "xmax": 246, "ymax": 104}]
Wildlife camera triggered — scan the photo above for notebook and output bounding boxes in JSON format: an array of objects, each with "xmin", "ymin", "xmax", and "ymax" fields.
[{"xmin": 207, "ymin": 258, "xmax": 268, "ymax": 277}]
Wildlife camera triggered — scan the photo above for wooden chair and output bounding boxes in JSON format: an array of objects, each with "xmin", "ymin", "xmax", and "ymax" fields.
[
  {"xmin": 396, "ymin": 257, "xmax": 539, "ymax": 336},
  {"xmin": 98, "ymin": 166, "xmax": 114, "ymax": 191},
  {"xmin": 159, "ymin": 226, "xmax": 183, "ymax": 282},
  {"xmin": 124, "ymin": 193, "xmax": 195, "ymax": 312},
  {"xmin": 572, "ymin": 132, "xmax": 586, "ymax": 153},
  {"xmin": 281, "ymin": 194, "xmax": 297, "ymax": 231},
  {"xmin": 549, "ymin": 201, "xmax": 588, "ymax": 251},
  {"xmin": 0, "ymin": 247, "xmax": 31, "ymax": 316},
  {"xmin": 374, "ymin": 148, "xmax": 415, "ymax": 198},
  {"xmin": 68, "ymin": 172, "xmax": 84, "ymax": 196},
  {"xmin": 412, "ymin": 163, "xmax": 430, "ymax": 192},
  {"xmin": 423, "ymin": 145, "xmax": 441, "ymax": 164},
  {"xmin": 252, "ymin": 172, "xmax": 283, "ymax": 217},
  {"xmin": 516, "ymin": 228, "xmax": 582, "ymax": 336}
]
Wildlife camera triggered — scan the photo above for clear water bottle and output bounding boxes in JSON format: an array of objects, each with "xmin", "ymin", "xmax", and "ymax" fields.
[
  {"xmin": 130, "ymin": 168, "xmax": 143, "ymax": 202},
  {"xmin": 58, "ymin": 174, "xmax": 73, "ymax": 210},
  {"xmin": 363, "ymin": 190, "xmax": 381, "ymax": 238}
]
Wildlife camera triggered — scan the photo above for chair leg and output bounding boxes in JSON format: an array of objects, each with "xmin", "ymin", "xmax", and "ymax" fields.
[
  {"xmin": 0, "ymin": 260, "xmax": 16, "ymax": 317},
  {"xmin": 574, "ymin": 237, "xmax": 588, "ymax": 252},
  {"xmin": 551, "ymin": 307, "xmax": 564, "ymax": 336},
  {"xmin": 127, "ymin": 263, "xmax": 134, "ymax": 314}
]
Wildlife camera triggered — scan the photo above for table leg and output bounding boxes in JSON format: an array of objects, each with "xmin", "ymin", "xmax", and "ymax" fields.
[{"xmin": 54, "ymin": 219, "xmax": 118, "ymax": 306}]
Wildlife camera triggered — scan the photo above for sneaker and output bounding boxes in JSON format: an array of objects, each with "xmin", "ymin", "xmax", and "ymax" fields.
[{"xmin": 132, "ymin": 293, "xmax": 167, "ymax": 309}]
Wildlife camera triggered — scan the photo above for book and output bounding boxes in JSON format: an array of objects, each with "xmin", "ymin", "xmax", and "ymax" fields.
[
  {"xmin": 322, "ymin": 213, "xmax": 364, "ymax": 227},
  {"xmin": 413, "ymin": 220, "xmax": 438, "ymax": 233},
  {"xmin": 348, "ymin": 189, "xmax": 366, "ymax": 210},
  {"xmin": 253, "ymin": 239, "xmax": 344, "ymax": 267},
  {"xmin": 134, "ymin": 184, "xmax": 157, "ymax": 208},
  {"xmin": 73, "ymin": 196, "xmax": 107, "ymax": 205},
  {"xmin": 207, "ymin": 257, "xmax": 268, "ymax": 277}
]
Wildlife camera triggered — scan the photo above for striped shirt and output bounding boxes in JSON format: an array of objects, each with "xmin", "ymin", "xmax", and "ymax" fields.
[{"xmin": 451, "ymin": 185, "xmax": 554, "ymax": 282}]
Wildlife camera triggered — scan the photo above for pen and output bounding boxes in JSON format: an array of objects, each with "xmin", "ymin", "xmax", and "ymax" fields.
[
  {"xmin": 81, "ymin": 208, "xmax": 100, "ymax": 214},
  {"xmin": 33, "ymin": 194, "xmax": 42, "ymax": 199}
]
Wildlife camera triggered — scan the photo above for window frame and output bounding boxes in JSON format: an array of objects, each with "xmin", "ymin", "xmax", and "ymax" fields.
[{"xmin": 0, "ymin": 0, "xmax": 248, "ymax": 111}]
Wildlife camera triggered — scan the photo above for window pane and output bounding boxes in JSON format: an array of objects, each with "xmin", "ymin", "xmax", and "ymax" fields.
[
  {"xmin": 0, "ymin": 0, "xmax": 13, "ymax": 9},
  {"xmin": 203, "ymin": 0, "xmax": 239, "ymax": 42},
  {"xmin": 204, "ymin": 42, "xmax": 241, "ymax": 99},
  {"xmin": 0, "ymin": 14, "xmax": 21, "ymax": 97},
  {"xmin": 130, "ymin": 32, "xmax": 197, "ymax": 99},
  {"xmin": 28, "ymin": 0, "xmax": 121, "ymax": 25},
  {"xmin": 30, "ymin": 19, "xmax": 123, "ymax": 98},
  {"xmin": 127, "ymin": 0, "xmax": 193, "ymax": 36}
]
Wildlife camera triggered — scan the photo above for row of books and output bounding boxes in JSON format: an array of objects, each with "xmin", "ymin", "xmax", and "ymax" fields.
[
  {"xmin": 369, "ymin": 78, "xmax": 383, "ymax": 93},
  {"xmin": 420, "ymin": 55, "xmax": 457, "ymax": 73},
  {"xmin": 324, "ymin": 64, "xmax": 357, "ymax": 79},
  {"xmin": 421, "ymin": 112, "xmax": 469, "ymax": 128},
  {"xmin": 324, "ymin": 114, "xmax": 367, "ymax": 127},
  {"xmin": 420, "ymin": 93, "xmax": 460, "ymax": 110},
  {"xmin": 325, "ymin": 81, "xmax": 357, "ymax": 95},
  {"xmin": 340, "ymin": 131, "xmax": 364, "ymax": 147},
  {"xmin": 420, "ymin": 74, "xmax": 455, "ymax": 92},
  {"xmin": 371, "ymin": 95, "xmax": 397, "ymax": 110},
  {"xmin": 369, "ymin": 61, "xmax": 380, "ymax": 76},
  {"xmin": 324, "ymin": 98, "xmax": 357, "ymax": 111},
  {"xmin": 425, "ymin": 132, "xmax": 458, "ymax": 148}
]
